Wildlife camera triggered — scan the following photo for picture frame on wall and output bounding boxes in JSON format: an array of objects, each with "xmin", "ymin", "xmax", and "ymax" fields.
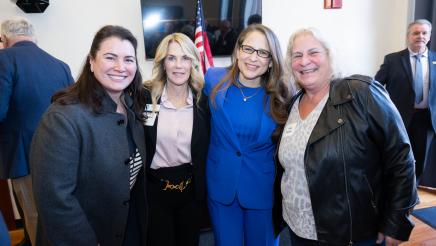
[{"xmin": 324, "ymin": 0, "xmax": 342, "ymax": 9}]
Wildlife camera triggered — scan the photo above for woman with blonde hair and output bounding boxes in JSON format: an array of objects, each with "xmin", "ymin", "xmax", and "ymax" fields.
[{"xmin": 140, "ymin": 32, "xmax": 210, "ymax": 246}]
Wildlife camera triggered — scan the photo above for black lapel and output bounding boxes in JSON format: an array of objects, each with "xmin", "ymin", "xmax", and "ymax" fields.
[
  {"xmin": 307, "ymin": 79, "xmax": 350, "ymax": 145},
  {"xmin": 190, "ymin": 94, "xmax": 201, "ymax": 161},
  {"xmin": 306, "ymin": 100, "xmax": 344, "ymax": 145},
  {"xmin": 144, "ymin": 94, "xmax": 159, "ymax": 167},
  {"xmin": 400, "ymin": 49, "xmax": 414, "ymax": 88},
  {"xmin": 124, "ymin": 94, "xmax": 147, "ymax": 163},
  {"xmin": 428, "ymin": 50, "xmax": 436, "ymax": 90}
]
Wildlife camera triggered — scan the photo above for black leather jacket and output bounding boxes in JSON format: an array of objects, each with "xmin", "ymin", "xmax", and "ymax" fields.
[{"xmin": 273, "ymin": 75, "xmax": 418, "ymax": 245}]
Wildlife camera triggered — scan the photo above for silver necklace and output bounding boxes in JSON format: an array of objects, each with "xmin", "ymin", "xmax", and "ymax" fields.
[{"xmin": 237, "ymin": 81, "xmax": 261, "ymax": 102}]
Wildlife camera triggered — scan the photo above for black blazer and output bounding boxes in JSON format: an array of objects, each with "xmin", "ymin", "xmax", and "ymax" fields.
[
  {"xmin": 375, "ymin": 48, "xmax": 436, "ymax": 130},
  {"xmin": 143, "ymin": 88, "xmax": 211, "ymax": 200}
]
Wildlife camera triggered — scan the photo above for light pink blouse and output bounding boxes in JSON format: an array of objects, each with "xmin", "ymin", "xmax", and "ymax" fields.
[{"xmin": 150, "ymin": 86, "xmax": 194, "ymax": 169}]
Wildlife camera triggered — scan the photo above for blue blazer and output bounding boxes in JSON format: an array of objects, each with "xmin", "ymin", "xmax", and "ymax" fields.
[
  {"xmin": 204, "ymin": 67, "xmax": 277, "ymax": 209},
  {"xmin": 375, "ymin": 48, "xmax": 436, "ymax": 132},
  {"xmin": 0, "ymin": 41, "xmax": 73, "ymax": 179}
]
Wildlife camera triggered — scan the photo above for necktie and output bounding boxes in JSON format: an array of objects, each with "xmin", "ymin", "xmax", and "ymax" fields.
[{"xmin": 414, "ymin": 54, "xmax": 424, "ymax": 103}]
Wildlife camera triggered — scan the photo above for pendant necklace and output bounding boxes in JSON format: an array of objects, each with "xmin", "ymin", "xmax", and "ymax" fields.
[{"xmin": 237, "ymin": 80, "xmax": 261, "ymax": 102}]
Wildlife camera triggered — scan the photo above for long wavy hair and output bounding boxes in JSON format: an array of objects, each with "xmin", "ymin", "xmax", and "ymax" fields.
[
  {"xmin": 52, "ymin": 25, "xmax": 146, "ymax": 117},
  {"xmin": 210, "ymin": 24, "xmax": 292, "ymax": 124},
  {"xmin": 144, "ymin": 32, "xmax": 204, "ymax": 111}
]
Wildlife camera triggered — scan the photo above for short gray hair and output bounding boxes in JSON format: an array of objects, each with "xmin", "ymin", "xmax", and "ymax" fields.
[
  {"xmin": 1, "ymin": 17, "xmax": 35, "ymax": 39},
  {"xmin": 407, "ymin": 19, "xmax": 432, "ymax": 34}
]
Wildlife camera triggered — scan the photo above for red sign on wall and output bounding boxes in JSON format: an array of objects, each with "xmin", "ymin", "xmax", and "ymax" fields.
[{"xmin": 324, "ymin": 0, "xmax": 342, "ymax": 9}]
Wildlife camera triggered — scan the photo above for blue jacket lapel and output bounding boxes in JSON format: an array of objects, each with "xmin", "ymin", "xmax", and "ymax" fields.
[
  {"xmin": 212, "ymin": 83, "xmax": 241, "ymax": 150},
  {"xmin": 252, "ymin": 97, "xmax": 276, "ymax": 147},
  {"xmin": 428, "ymin": 51, "xmax": 436, "ymax": 132}
]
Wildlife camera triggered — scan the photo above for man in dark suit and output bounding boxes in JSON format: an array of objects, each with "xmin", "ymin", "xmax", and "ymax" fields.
[
  {"xmin": 0, "ymin": 17, "xmax": 73, "ymax": 245},
  {"xmin": 375, "ymin": 19, "xmax": 436, "ymax": 185}
]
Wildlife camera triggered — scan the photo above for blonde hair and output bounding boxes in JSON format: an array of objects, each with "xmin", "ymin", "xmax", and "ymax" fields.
[
  {"xmin": 285, "ymin": 27, "xmax": 341, "ymax": 88},
  {"xmin": 144, "ymin": 33, "xmax": 204, "ymax": 110}
]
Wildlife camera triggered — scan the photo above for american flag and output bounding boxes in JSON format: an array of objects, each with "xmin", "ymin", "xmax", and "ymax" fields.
[{"xmin": 194, "ymin": 0, "xmax": 214, "ymax": 74}]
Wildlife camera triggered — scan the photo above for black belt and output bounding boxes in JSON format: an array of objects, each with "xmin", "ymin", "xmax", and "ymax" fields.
[{"xmin": 148, "ymin": 164, "xmax": 193, "ymax": 192}]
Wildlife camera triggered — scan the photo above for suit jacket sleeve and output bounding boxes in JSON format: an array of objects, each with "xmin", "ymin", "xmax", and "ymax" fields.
[
  {"xmin": 0, "ymin": 52, "xmax": 14, "ymax": 121},
  {"xmin": 375, "ymin": 55, "xmax": 390, "ymax": 86},
  {"xmin": 63, "ymin": 62, "xmax": 75, "ymax": 86},
  {"xmin": 366, "ymin": 81, "xmax": 417, "ymax": 241},
  {"xmin": 30, "ymin": 108, "xmax": 98, "ymax": 245}
]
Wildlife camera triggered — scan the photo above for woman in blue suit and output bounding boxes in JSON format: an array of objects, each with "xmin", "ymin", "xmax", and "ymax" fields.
[{"xmin": 204, "ymin": 24, "xmax": 292, "ymax": 246}]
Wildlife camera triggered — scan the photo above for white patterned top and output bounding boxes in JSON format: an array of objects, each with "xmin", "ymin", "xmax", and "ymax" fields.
[
  {"xmin": 129, "ymin": 148, "xmax": 143, "ymax": 190},
  {"xmin": 278, "ymin": 92, "xmax": 329, "ymax": 240}
]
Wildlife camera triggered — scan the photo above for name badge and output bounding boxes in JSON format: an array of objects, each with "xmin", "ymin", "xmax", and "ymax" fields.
[
  {"xmin": 146, "ymin": 104, "xmax": 160, "ymax": 112},
  {"xmin": 143, "ymin": 112, "xmax": 157, "ymax": 126},
  {"xmin": 283, "ymin": 122, "xmax": 297, "ymax": 136},
  {"xmin": 143, "ymin": 104, "xmax": 159, "ymax": 126}
]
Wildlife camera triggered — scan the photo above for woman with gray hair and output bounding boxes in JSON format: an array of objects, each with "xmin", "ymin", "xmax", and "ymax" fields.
[{"xmin": 273, "ymin": 28, "xmax": 418, "ymax": 246}]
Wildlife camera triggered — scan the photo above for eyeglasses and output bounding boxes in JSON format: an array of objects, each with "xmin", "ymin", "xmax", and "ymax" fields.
[{"xmin": 240, "ymin": 45, "xmax": 271, "ymax": 58}]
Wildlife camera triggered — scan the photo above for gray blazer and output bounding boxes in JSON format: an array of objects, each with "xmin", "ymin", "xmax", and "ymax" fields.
[{"xmin": 30, "ymin": 93, "xmax": 147, "ymax": 246}]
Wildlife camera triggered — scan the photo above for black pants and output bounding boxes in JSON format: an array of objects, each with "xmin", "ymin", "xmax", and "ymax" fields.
[
  {"xmin": 407, "ymin": 108, "xmax": 431, "ymax": 179},
  {"xmin": 146, "ymin": 164, "xmax": 200, "ymax": 246}
]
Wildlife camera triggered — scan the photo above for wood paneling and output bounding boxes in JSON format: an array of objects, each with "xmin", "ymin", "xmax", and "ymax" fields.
[
  {"xmin": 402, "ymin": 187, "xmax": 436, "ymax": 245},
  {"xmin": 7, "ymin": 187, "xmax": 436, "ymax": 245}
]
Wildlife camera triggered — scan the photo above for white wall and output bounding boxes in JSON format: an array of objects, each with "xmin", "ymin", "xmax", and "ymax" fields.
[
  {"xmin": 264, "ymin": 0, "xmax": 412, "ymax": 76},
  {"xmin": 0, "ymin": 0, "xmax": 412, "ymax": 80}
]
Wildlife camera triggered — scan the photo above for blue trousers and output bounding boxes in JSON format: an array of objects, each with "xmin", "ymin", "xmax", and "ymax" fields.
[{"xmin": 208, "ymin": 197, "xmax": 278, "ymax": 246}]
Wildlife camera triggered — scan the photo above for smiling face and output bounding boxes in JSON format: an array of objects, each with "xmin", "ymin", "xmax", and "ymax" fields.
[
  {"xmin": 236, "ymin": 30, "xmax": 271, "ymax": 86},
  {"xmin": 90, "ymin": 37, "xmax": 137, "ymax": 102},
  {"xmin": 290, "ymin": 34, "xmax": 332, "ymax": 92},
  {"xmin": 407, "ymin": 23, "xmax": 431, "ymax": 53},
  {"xmin": 164, "ymin": 41, "xmax": 192, "ymax": 88}
]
